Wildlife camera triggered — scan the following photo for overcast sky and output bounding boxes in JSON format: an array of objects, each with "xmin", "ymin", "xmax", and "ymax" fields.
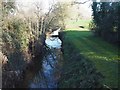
[{"xmin": 15, "ymin": 0, "xmax": 92, "ymax": 17}]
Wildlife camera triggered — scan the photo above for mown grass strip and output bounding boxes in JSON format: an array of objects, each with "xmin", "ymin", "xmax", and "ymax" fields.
[{"xmin": 62, "ymin": 30, "xmax": 119, "ymax": 88}]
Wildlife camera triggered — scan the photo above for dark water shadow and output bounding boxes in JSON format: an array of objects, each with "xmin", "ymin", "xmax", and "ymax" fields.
[
  {"xmin": 21, "ymin": 54, "xmax": 43, "ymax": 88},
  {"xmin": 21, "ymin": 45, "xmax": 63, "ymax": 89}
]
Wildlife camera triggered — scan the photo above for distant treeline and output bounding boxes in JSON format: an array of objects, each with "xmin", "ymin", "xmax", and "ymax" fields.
[{"xmin": 89, "ymin": 2, "xmax": 120, "ymax": 44}]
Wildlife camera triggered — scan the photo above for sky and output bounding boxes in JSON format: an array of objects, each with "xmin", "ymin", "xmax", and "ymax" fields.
[
  {"xmin": 14, "ymin": 0, "xmax": 93, "ymax": 18},
  {"xmin": 15, "ymin": 0, "xmax": 51, "ymax": 13},
  {"xmin": 15, "ymin": 0, "xmax": 92, "ymax": 9}
]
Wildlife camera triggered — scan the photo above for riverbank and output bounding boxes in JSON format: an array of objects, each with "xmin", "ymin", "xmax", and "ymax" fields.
[
  {"xmin": 2, "ymin": 37, "xmax": 46, "ymax": 88},
  {"xmin": 19, "ymin": 30, "xmax": 63, "ymax": 88},
  {"xmin": 58, "ymin": 30, "xmax": 119, "ymax": 88}
]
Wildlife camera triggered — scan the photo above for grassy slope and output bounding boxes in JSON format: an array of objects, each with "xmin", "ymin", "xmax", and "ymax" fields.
[{"xmin": 62, "ymin": 20, "xmax": 119, "ymax": 88}]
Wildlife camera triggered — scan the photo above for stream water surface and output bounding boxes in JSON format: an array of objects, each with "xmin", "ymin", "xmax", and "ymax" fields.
[{"xmin": 23, "ymin": 36, "xmax": 62, "ymax": 88}]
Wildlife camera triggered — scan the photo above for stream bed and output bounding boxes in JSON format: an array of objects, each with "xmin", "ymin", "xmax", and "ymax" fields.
[
  {"xmin": 23, "ymin": 36, "xmax": 63, "ymax": 88},
  {"xmin": 29, "ymin": 49, "xmax": 62, "ymax": 88}
]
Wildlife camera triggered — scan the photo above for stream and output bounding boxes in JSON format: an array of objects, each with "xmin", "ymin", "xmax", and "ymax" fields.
[{"xmin": 23, "ymin": 35, "xmax": 63, "ymax": 88}]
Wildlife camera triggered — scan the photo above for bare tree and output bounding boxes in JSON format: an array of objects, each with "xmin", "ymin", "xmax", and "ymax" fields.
[
  {"xmin": 43, "ymin": 2, "xmax": 69, "ymax": 31},
  {"xmin": 33, "ymin": 1, "xmax": 43, "ymax": 39}
]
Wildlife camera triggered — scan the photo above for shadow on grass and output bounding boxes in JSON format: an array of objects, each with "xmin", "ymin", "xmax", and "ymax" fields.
[{"xmin": 59, "ymin": 30, "xmax": 119, "ymax": 88}]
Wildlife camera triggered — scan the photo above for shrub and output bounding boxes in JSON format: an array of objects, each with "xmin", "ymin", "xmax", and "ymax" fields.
[{"xmin": 2, "ymin": 18, "xmax": 31, "ymax": 54}]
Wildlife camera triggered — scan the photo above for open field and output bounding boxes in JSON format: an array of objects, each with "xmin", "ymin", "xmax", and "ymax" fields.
[{"xmin": 65, "ymin": 19, "xmax": 91, "ymax": 30}]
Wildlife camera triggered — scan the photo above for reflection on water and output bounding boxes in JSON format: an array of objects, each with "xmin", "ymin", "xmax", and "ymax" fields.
[
  {"xmin": 29, "ymin": 52, "xmax": 57, "ymax": 88},
  {"xmin": 24, "ymin": 36, "xmax": 62, "ymax": 88},
  {"xmin": 45, "ymin": 37, "xmax": 62, "ymax": 49}
]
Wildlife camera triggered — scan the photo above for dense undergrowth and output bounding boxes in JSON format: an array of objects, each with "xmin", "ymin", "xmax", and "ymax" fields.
[
  {"xmin": 1, "ymin": 17, "xmax": 45, "ymax": 88},
  {"xmin": 2, "ymin": 18, "xmax": 32, "ymax": 69}
]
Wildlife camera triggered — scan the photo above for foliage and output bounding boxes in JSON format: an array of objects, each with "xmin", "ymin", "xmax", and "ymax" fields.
[
  {"xmin": 89, "ymin": 20, "xmax": 96, "ymax": 32},
  {"xmin": 2, "ymin": 17, "xmax": 31, "ymax": 55},
  {"xmin": 91, "ymin": 1, "xmax": 120, "ymax": 43},
  {"xmin": 44, "ymin": 2, "xmax": 69, "ymax": 30},
  {"xmin": 2, "ymin": 0, "xmax": 16, "ymax": 16}
]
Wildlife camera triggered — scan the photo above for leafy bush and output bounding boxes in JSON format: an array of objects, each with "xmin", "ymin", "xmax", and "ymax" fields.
[
  {"xmin": 89, "ymin": 20, "xmax": 97, "ymax": 32},
  {"xmin": 91, "ymin": 2, "xmax": 119, "ymax": 43},
  {"xmin": 2, "ymin": 18, "xmax": 31, "ymax": 54}
]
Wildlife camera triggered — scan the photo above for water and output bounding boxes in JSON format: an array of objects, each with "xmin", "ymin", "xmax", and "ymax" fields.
[
  {"xmin": 45, "ymin": 37, "xmax": 62, "ymax": 49},
  {"xmin": 23, "ymin": 36, "xmax": 62, "ymax": 88},
  {"xmin": 29, "ymin": 52, "xmax": 58, "ymax": 88}
]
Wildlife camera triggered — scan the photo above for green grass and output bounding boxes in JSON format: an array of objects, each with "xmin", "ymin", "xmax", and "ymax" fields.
[
  {"xmin": 66, "ymin": 19, "xmax": 91, "ymax": 26},
  {"xmin": 62, "ymin": 30, "xmax": 119, "ymax": 88},
  {"xmin": 59, "ymin": 39, "xmax": 104, "ymax": 88},
  {"xmin": 65, "ymin": 19, "xmax": 91, "ymax": 30}
]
